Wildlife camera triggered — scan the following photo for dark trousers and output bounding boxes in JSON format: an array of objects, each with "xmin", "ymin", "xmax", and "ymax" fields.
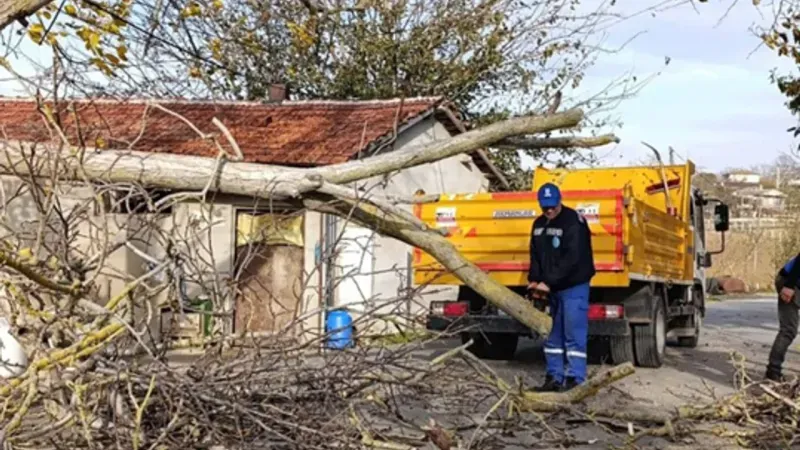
[{"xmin": 767, "ymin": 273, "xmax": 800, "ymax": 377}]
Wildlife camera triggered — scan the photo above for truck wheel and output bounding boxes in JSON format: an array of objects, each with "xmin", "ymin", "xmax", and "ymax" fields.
[
  {"xmin": 677, "ymin": 308, "xmax": 701, "ymax": 348},
  {"xmin": 461, "ymin": 332, "xmax": 518, "ymax": 360},
  {"xmin": 609, "ymin": 334, "xmax": 635, "ymax": 364},
  {"xmin": 632, "ymin": 296, "xmax": 666, "ymax": 368}
]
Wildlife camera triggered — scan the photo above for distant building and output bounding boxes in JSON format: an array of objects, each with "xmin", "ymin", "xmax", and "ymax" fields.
[
  {"xmin": 723, "ymin": 170, "xmax": 761, "ymax": 186},
  {"xmin": 732, "ymin": 187, "xmax": 787, "ymax": 217}
]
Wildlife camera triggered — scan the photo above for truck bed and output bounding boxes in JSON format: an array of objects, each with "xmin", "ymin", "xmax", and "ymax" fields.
[{"xmin": 413, "ymin": 163, "xmax": 697, "ymax": 289}]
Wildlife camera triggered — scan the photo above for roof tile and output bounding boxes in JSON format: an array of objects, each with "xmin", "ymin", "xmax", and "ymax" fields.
[{"xmin": 0, "ymin": 97, "xmax": 443, "ymax": 166}]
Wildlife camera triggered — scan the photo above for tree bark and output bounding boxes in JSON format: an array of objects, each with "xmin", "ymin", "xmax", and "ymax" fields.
[
  {"xmin": 497, "ymin": 134, "xmax": 620, "ymax": 150},
  {"xmin": 0, "ymin": 0, "xmax": 51, "ymax": 30}
]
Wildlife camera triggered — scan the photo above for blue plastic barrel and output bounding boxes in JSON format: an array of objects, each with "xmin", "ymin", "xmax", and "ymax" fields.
[{"xmin": 325, "ymin": 309, "xmax": 354, "ymax": 349}]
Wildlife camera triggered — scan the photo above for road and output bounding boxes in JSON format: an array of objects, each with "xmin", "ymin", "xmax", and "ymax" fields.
[
  {"xmin": 479, "ymin": 296, "xmax": 800, "ymax": 408},
  {"xmin": 416, "ymin": 297, "xmax": 796, "ymax": 449}
]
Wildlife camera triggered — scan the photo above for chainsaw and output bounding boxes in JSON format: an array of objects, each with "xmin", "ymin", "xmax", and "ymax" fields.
[{"xmin": 527, "ymin": 287, "xmax": 549, "ymax": 312}]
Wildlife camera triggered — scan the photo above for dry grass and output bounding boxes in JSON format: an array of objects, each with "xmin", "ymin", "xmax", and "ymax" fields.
[{"xmin": 706, "ymin": 227, "xmax": 794, "ymax": 292}]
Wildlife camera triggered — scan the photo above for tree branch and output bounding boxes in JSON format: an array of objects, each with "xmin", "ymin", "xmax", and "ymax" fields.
[
  {"xmin": 0, "ymin": 109, "xmax": 587, "ymax": 201},
  {"xmin": 0, "ymin": 0, "xmax": 51, "ymax": 31},
  {"xmin": 317, "ymin": 109, "xmax": 585, "ymax": 184},
  {"xmin": 496, "ymin": 134, "xmax": 620, "ymax": 150}
]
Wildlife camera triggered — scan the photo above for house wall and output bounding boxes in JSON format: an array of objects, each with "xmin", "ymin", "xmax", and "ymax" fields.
[
  {"xmin": 157, "ymin": 196, "xmax": 322, "ymax": 342},
  {"xmin": 329, "ymin": 117, "xmax": 490, "ymax": 334},
  {"xmin": 0, "ymin": 115, "xmax": 486, "ymax": 344},
  {"xmin": 0, "ymin": 173, "xmax": 324, "ymax": 344},
  {"xmin": 0, "ymin": 175, "xmax": 167, "ymax": 336}
]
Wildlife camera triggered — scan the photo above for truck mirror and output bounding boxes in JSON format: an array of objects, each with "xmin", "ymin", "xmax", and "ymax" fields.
[{"xmin": 713, "ymin": 204, "xmax": 729, "ymax": 232}]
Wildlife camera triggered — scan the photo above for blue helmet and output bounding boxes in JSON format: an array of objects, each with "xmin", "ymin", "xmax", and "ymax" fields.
[{"xmin": 537, "ymin": 183, "xmax": 561, "ymax": 208}]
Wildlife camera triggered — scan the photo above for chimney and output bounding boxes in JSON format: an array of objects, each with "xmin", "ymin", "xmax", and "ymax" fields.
[{"xmin": 268, "ymin": 84, "xmax": 288, "ymax": 102}]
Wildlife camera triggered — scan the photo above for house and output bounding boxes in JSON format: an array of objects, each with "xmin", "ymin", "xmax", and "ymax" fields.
[
  {"xmin": 732, "ymin": 186, "xmax": 787, "ymax": 217},
  {"xmin": 722, "ymin": 170, "xmax": 761, "ymax": 186},
  {"xmin": 0, "ymin": 94, "xmax": 504, "ymax": 342}
]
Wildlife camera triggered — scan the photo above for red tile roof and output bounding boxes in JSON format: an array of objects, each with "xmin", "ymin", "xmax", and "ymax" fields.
[{"xmin": 0, "ymin": 96, "xmax": 452, "ymax": 166}]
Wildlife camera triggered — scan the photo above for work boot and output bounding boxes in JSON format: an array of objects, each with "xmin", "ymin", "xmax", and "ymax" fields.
[
  {"xmin": 533, "ymin": 375, "xmax": 562, "ymax": 392},
  {"xmin": 765, "ymin": 369, "xmax": 783, "ymax": 382},
  {"xmin": 560, "ymin": 377, "xmax": 581, "ymax": 392}
]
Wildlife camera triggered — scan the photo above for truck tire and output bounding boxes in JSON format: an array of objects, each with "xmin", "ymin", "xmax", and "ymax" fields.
[
  {"xmin": 461, "ymin": 332, "xmax": 518, "ymax": 360},
  {"xmin": 632, "ymin": 295, "xmax": 666, "ymax": 368},
  {"xmin": 609, "ymin": 334, "xmax": 635, "ymax": 364},
  {"xmin": 676, "ymin": 308, "xmax": 701, "ymax": 348}
]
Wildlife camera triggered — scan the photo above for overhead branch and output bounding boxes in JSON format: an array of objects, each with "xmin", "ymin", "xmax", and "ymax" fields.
[
  {"xmin": 0, "ymin": 0, "xmax": 51, "ymax": 30},
  {"xmin": 0, "ymin": 140, "xmax": 325, "ymax": 200},
  {"xmin": 317, "ymin": 109, "xmax": 585, "ymax": 184},
  {"xmin": 0, "ymin": 109, "xmax": 586, "ymax": 200},
  {"xmin": 496, "ymin": 134, "xmax": 620, "ymax": 151}
]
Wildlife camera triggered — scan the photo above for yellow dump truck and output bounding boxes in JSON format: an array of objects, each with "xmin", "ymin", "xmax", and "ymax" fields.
[{"xmin": 414, "ymin": 161, "xmax": 730, "ymax": 368}]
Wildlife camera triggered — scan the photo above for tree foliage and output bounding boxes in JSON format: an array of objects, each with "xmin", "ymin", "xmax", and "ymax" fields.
[
  {"xmin": 759, "ymin": 1, "xmax": 800, "ymax": 112},
  {"xmin": 746, "ymin": 1, "xmax": 800, "ymax": 154},
  {"xmin": 13, "ymin": 0, "xmax": 632, "ymax": 191}
]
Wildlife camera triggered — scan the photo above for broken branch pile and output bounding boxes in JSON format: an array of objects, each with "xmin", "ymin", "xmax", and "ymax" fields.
[{"xmin": 0, "ymin": 331, "xmax": 626, "ymax": 449}]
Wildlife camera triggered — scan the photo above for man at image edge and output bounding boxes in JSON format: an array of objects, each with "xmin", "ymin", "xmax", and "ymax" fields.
[{"xmin": 766, "ymin": 252, "xmax": 800, "ymax": 382}]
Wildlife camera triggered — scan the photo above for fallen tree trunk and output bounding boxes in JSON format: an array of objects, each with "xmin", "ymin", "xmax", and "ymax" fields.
[
  {"xmin": 0, "ymin": 107, "xmax": 616, "ymax": 336},
  {"xmin": 302, "ymin": 193, "xmax": 552, "ymax": 334}
]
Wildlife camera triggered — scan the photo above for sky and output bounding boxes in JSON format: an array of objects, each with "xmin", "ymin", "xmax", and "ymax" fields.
[
  {"xmin": 0, "ymin": 0, "xmax": 798, "ymax": 175},
  {"xmin": 563, "ymin": 0, "xmax": 800, "ymax": 173}
]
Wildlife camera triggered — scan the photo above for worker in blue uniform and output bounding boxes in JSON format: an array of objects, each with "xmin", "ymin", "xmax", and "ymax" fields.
[
  {"xmin": 766, "ymin": 252, "xmax": 800, "ymax": 381},
  {"xmin": 527, "ymin": 182, "xmax": 596, "ymax": 392}
]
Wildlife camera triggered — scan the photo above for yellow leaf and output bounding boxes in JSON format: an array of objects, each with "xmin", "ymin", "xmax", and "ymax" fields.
[
  {"xmin": 17, "ymin": 248, "xmax": 32, "ymax": 260},
  {"xmin": 212, "ymin": 0, "xmax": 222, "ymax": 9},
  {"xmin": 27, "ymin": 23, "xmax": 45, "ymax": 42},
  {"xmin": 95, "ymin": 136, "xmax": 107, "ymax": 149},
  {"xmin": 105, "ymin": 53, "xmax": 120, "ymax": 65},
  {"xmin": 88, "ymin": 32, "xmax": 100, "ymax": 50},
  {"xmin": 116, "ymin": 45, "xmax": 128, "ymax": 61},
  {"xmin": 89, "ymin": 57, "xmax": 113, "ymax": 76},
  {"xmin": 180, "ymin": 2, "xmax": 202, "ymax": 18},
  {"xmin": 189, "ymin": 66, "xmax": 202, "ymax": 78},
  {"xmin": 209, "ymin": 38, "xmax": 222, "ymax": 60},
  {"xmin": 64, "ymin": 4, "xmax": 77, "ymax": 15}
]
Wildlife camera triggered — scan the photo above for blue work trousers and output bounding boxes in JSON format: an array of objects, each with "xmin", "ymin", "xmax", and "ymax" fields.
[{"xmin": 543, "ymin": 282, "xmax": 590, "ymax": 384}]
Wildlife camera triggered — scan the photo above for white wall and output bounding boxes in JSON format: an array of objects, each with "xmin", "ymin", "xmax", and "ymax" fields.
[{"xmin": 330, "ymin": 117, "xmax": 489, "ymax": 333}]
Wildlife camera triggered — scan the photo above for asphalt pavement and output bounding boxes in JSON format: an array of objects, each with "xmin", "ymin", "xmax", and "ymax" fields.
[{"xmin": 428, "ymin": 296, "xmax": 799, "ymax": 410}]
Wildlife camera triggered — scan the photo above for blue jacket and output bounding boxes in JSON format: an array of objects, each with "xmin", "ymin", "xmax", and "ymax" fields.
[{"xmin": 781, "ymin": 254, "xmax": 800, "ymax": 288}]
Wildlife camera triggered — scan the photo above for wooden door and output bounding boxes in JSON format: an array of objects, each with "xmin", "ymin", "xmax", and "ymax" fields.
[{"xmin": 234, "ymin": 243, "xmax": 303, "ymax": 334}]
